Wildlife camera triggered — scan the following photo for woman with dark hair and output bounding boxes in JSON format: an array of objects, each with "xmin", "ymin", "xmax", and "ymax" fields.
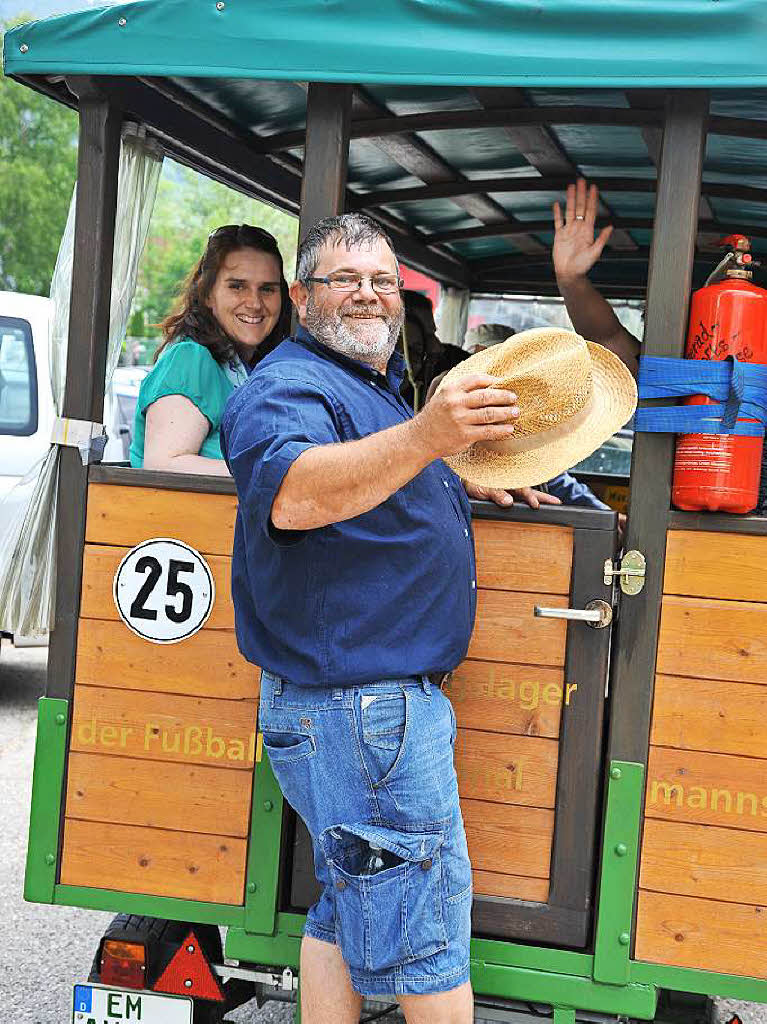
[{"xmin": 130, "ymin": 224, "xmax": 291, "ymax": 473}]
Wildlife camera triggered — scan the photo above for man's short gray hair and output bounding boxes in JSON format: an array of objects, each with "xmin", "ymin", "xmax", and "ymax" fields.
[{"xmin": 296, "ymin": 213, "xmax": 398, "ymax": 283}]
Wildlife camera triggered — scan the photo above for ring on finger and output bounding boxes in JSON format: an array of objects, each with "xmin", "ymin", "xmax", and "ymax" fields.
[{"xmin": 575, "ymin": 214, "xmax": 585, "ymax": 221}]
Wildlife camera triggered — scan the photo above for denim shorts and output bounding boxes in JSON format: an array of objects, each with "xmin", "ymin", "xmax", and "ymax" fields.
[{"xmin": 258, "ymin": 669, "xmax": 472, "ymax": 997}]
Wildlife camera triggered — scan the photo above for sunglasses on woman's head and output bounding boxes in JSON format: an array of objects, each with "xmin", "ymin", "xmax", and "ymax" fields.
[{"xmin": 208, "ymin": 224, "xmax": 278, "ymax": 245}]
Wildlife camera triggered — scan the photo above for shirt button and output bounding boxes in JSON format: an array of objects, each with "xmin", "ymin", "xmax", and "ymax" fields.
[
  {"xmin": 336, "ymin": 880, "xmax": 347, "ymax": 891},
  {"xmin": 443, "ymin": 480, "xmax": 449, "ymax": 488},
  {"xmin": 471, "ymin": 580, "xmax": 476, "ymax": 590},
  {"xmin": 421, "ymin": 858, "xmax": 433, "ymax": 871},
  {"xmin": 464, "ymin": 528, "xmax": 469, "ymax": 537}
]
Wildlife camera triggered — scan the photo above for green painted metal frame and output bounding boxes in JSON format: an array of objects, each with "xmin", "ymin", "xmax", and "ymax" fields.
[
  {"xmin": 594, "ymin": 761, "xmax": 644, "ymax": 985},
  {"xmin": 222, "ymin": 758, "xmax": 767, "ymax": 1015},
  {"xmin": 26, "ymin": 695, "xmax": 767, "ymax": 1015},
  {"xmin": 24, "ymin": 698, "xmax": 287, "ymax": 934},
  {"xmin": 24, "ymin": 697, "xmax": 69, "ymax": 904},
  {"xmin": 243, "ymin": 745, "xmax": 285, "ymax": 934}
]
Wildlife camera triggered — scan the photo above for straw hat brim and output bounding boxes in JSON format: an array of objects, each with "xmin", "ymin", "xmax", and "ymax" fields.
[{"xmin": 441, "ymin": 336, "xmax": 637, "ymax": 490}]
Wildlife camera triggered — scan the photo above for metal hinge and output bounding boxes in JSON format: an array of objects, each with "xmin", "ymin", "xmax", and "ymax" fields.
[{"xmin": 603, "ymin": 550, "xmax": 646, "ymax": 595}]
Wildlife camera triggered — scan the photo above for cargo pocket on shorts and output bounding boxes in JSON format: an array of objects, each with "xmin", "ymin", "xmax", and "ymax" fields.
[{"xmin": 320, "ymin": 823, "xmax": 448, "ymax": 973}]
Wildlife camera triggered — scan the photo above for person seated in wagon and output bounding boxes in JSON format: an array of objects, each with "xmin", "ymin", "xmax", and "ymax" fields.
[{"xmin": 129, "ymin": 224, "xmax": 291, "ymax": 473}]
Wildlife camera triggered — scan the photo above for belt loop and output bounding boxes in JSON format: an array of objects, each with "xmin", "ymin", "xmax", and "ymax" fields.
[
  {"xmin": 421, "ymin": 675, "xmax": 431, "ymax": 695},
  {"xmin": 332, "ymin": 688, "xmax": 344, "ymax": 700}
]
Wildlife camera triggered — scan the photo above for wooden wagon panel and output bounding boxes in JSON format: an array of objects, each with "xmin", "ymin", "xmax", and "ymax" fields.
[
  {"xmin": 636, "ymin": 528, "xmax": 767, "ymax": 980},
  {"xmin": 60, "ymin": 484, "xmax": 258, "ymax": 907}
]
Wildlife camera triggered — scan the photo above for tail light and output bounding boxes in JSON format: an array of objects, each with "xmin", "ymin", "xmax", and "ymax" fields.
[{"xmin": 100, "ymin": 939, "xmax": 147, "ymax": 989}]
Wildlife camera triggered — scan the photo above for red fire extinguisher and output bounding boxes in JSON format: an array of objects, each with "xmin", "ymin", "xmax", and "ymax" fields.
[{"xmin": 672, "ymin": 234, "xmax": 767, "ymax": 513}]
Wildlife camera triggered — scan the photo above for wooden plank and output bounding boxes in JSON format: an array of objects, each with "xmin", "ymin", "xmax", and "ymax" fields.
[
  {"xmin": 60, "ymin": 818, "xmax": 247, "ymax": 905},
  {"xmin": 651, "ymin": 674, "xmax": 767, "ymax": 758},
  {"xmin": 85, "ymin": 484, "xmax": 238, "ymax": 556},
  {"xmin": 635, "ymin": 890, "xmax": 767, "ymax": 980},
  {"xmin": 462, "ymin": 798, "xmax": 554, "ymax": 879},
  {"xmin": 65, "ymin": 751, "xmax": 253, "ymax": 837},
  {"xmin": 657, "ymin": 595, "xmax": 767, "ymax": 685},
  {"xmin": 70, "ymin": 685, "xmax": 258, "ymax": 769},
  {"xmin": 80, "ymin": 544, "xmax": 234, "ymax": 629},
  {"xmin": 76, "ymin": 618, "xmax": 257, "ymax": 699},
  {"xmin": 473, "ymin": 520, "xmax": 572, "ymax": 594},
  {"xmin": 446, "ymin": 660, "xmax": 564, "ymax": 739},
  {"xmin": 468, "ymin": 590, "xmax": 568, "ymax": 667},
  {"xmin": 646, "ymin": 746, "xmax": 767, "ymax": 833},
  {"xmin": 473, "ymin": 870, "xmax": 549, "ymax": 903},
  {"xmin": 664, "ymin": 530, "xmax": 767, "ymax": 602},
  {"xmin": 455, "ymin": 729, "xmax": 559, "ymax": 808},
  {"xmin": 640, "ymin": 819, "xmax": 767, "ymax": 907}
]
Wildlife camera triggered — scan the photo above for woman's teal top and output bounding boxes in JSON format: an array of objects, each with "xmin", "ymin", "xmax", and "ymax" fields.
[{"xmin": 129, "ymin": 339, "xmax": 237, "ymax": 467}]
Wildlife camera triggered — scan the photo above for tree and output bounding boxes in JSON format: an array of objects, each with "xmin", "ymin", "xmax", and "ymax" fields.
[
  {"xmin": 0, "ymin": 14, "xmax": 78, "ymax": 294},
  {"xmin": 0, "ymin": 13, "xmax": 298, "ymax": 329}
]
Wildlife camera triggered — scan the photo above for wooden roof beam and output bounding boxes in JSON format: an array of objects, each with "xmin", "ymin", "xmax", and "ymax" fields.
[
  {"xmin": 471, "ymin": 87, "xmax": 637, "ymax": 252},
  {"xmin": 353, "ymin": 175, "xmax": 767, "ymax": 210},
  {"xmin": 349, "ymin": 87, "xmax": 544, "ymax": 255},
  {"xmin": 257, "ymin": 106, "xmax": 665, "ymax": 153},
  {"xmin": 428, "ymin": 216, "xmax": 766, "ymax": 246}
]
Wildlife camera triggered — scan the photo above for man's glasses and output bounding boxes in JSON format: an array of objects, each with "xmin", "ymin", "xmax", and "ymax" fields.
[{"xmin": 305, "ymin": 272, "xmax": 403, "ymax": 294}]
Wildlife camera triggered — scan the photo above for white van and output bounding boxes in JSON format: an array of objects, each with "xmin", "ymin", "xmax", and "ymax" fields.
[
  {"xmin": 0, "ymin": 291, "xmax": 54, "ymax": 506},
  {"xmin": 0, "ymin": 291, "xmax": 139, "ymax": 644}
]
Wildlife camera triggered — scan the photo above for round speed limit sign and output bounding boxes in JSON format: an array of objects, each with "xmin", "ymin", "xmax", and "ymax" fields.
[{"xmin": 113, "ymin": 538, "xmax": 215, "ymax": 644}]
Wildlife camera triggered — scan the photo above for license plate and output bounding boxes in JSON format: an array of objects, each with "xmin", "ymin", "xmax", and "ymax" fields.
[{"xmin": 73, "ymin": 983, "xmax": 193, "ymax": 1023}]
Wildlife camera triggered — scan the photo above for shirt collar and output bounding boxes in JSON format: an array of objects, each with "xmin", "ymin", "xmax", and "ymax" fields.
[{"xmin": 294, "ymin": 325, "xmax": 406, "ymax": 390}]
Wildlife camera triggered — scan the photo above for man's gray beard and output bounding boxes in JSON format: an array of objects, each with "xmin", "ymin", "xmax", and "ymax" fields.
[{"xmin": 306, "ymin": 295, "xmax": 404, "ymax": 370}]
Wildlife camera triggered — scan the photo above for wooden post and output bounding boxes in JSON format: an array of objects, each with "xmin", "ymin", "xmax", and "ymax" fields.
[
  {"xmin": 298, "ymin": 83, "xmax": 353, "ymax": 245},
  {"xmin": 46, "ymin": 78, "xmax": 121, "ymax": 701},
  {"xmin": 607, "ymin": 90, "xmax": 709, "ymax": 766}
]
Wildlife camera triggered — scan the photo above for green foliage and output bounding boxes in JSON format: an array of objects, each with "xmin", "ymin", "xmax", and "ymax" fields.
[
  {"xmin": 134, "ymin": 162, "xmax": 297, "ymax": 336},
  {"xmin": 0, "ymin": 14, "xmax": 297, "ymax": 326},
  {"xmin": 0, "ymin": 14, "xmax": 78, "ymax": 294}
]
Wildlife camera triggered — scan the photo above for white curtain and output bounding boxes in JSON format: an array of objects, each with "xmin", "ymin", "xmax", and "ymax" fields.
[
  {"xmin": 0, "ymin": 127, "xmax": 163, "ymax": 638},
  {"xmin": 436, "ymin": 286, "xmax": 471, "ymax": 349}
]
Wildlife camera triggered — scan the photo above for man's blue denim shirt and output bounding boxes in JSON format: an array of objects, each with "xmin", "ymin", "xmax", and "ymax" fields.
[{"xmin": 220, "ymin": 327, "xmax": 477, "ymax": 689}]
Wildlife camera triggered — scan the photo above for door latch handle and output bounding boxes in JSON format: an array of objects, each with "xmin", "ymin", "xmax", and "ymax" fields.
[
  {"xmin": 603, "ymin": 549, "xmax": 646, "ymax": 595},
  {"xmin": 534, "ymin": 599, "xmax": 613, "ymax": 629}
]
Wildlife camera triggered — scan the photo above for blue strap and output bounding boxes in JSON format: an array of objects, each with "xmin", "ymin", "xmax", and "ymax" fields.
[{"xmin": 635, "ymin": 356, "xmax": 767, "ymax": 436}]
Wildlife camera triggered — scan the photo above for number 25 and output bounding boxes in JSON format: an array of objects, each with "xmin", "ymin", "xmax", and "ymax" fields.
[{"xmin": 129, "ymin": 557, "xmax": 195, "ymax": 623}]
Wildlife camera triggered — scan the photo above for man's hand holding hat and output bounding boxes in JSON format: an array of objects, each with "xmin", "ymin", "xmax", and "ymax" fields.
[{"xmin": 411, "ymin": 372, "xmax": 521, "ymax": 458}]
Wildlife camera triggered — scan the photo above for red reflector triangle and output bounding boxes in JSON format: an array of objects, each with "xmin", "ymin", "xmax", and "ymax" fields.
[{"xmin": 153, "ymin": 930, "xmax": 224, "ymax": 1002}]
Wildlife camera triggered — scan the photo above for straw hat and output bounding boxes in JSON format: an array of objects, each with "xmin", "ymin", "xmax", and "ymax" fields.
[
  {"xmin": 463, "ymin": 322, "xmax": 514, "ymax": 351},
  {"xmin": 440, "ymin": 327, "xmax": 637, "ymax": 489}
]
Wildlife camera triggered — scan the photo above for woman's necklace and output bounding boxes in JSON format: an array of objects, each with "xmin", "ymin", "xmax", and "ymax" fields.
[{"xmin": 224, "ymin": 353, "xmax": 250, "ymax": 388}]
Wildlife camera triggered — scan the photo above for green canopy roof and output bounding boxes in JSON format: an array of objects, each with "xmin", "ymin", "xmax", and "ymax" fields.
[
  {"xmin": 6, "ymin": 1, "xmax": 767, "ymax": 295},
  {"xmin": 5, "ymin": 0, "xmax": 767, "ymax": 87}
]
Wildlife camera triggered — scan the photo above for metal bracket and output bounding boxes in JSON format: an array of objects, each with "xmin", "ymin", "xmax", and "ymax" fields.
[
  {"xmin": 214, "ymin": 962, "xmax": 298, "ymax": 991},
  {"xmin": 603, "ymin": 550, "xmax": 646, "ymax": 595}
]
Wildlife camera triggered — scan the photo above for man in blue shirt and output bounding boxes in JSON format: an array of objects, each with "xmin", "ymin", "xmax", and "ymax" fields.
[{"xmin": 221, "ymin": 214, "xmax": 520, "ymax": 1024}]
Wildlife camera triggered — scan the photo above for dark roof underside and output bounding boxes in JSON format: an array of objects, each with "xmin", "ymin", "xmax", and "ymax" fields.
[{"xmin": 6, "ymin": 2, "xmax": 767, "ymax": 295}]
